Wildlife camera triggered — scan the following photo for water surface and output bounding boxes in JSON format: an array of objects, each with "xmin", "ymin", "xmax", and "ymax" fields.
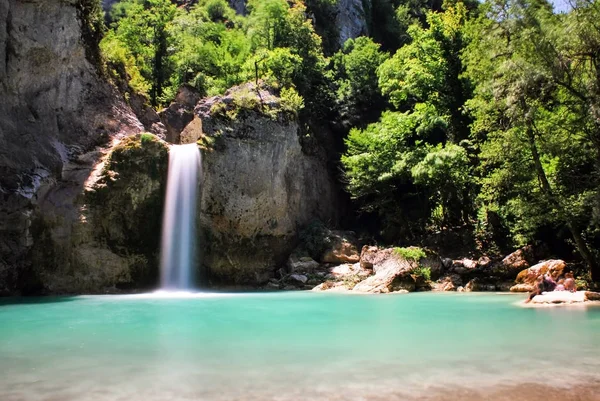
[{"xmin": 1, "ymin": 292, "xmax": 599, "ymax": 400}]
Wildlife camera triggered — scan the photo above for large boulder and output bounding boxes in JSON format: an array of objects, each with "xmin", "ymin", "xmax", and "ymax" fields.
[
  {"xmin": 0, "ymin": 0, "xmax": 144, "ymax": 295},
  {"xmin": 321, "ymin": 231, "xmax": 360, "ymax": 264},
  {"xmin": 196, "ymin": 83, "xmax": 338, "ymax": 285},
  {"xmin": 510, "ymin": 259, "xmax": 567, "ymax": 293},
  {"xmin": 352, "ymin": 247, "xmax": 438, "ymax": 293},
  {"xmin": 352, "ymin": 254, "xmax": 415, "ymax": 293},
  {"xmin": 488, "ymin": 246, "xmax": 535, "ymax": 279}
]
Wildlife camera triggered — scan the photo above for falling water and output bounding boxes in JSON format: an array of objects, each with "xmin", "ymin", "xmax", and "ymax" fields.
[{"xmin": 160, "ymin": 143, "xmax": 201, "ymax": 290}]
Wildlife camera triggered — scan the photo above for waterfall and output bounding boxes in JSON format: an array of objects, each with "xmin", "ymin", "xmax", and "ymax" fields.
[{"xmin": 160, "ymin": 143, "xmax": 201, "ymax": 290}]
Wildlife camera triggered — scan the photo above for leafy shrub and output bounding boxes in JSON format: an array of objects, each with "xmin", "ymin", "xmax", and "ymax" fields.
[
  {"xmin": 393, "ymin": 247, "xmax": 427, "ymax": 261},
  {"xmin": 140, "ymin": 132, "xmax": 158, "ymax": 144},
  {"xmin": 280, "ymin": 87, "xmax": 305, "ymax": 115},
  {"xmin": 410, "ymin": 266, "xmax": 431, "ymax": 281}
]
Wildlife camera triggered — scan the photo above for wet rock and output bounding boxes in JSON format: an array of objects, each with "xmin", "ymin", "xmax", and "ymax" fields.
[
  {"xmin": 434, "ymin": 275, "xmax": 462, "ymax": 291},
  {"xmin": 312, "ymin": 281, "xmax": 350, "ymax": 292},
  {"xmin": 496, "ymin": 282, "xmax": 514, "ymax": 292},
  {"xmin": 31, "ymin": 134, "xmax": 169, "ymax": 293},
  {"xmin": 158, "ymin": 85, "xmax": 201, "ymax": 143},
  {"xmin": 440, "ymin": 281, "xmax": 456, "ymax": 291},
  {"xmin": 465, "ymin": 279, "xmax": 479, "ymax": 292},
  {"xmin": 529, "ymin": 291, "xmax": 587, "ymax": 305}
]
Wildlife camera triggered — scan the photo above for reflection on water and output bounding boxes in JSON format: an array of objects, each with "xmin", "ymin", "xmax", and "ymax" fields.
[{"xmin": 0, "ymin": 292, "xmax": 599, "ymax": 400}]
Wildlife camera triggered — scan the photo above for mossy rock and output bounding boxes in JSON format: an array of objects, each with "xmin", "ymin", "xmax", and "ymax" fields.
[{"xmin": 83, "ymin": 133, "xmax": 169, "ymax": 286}]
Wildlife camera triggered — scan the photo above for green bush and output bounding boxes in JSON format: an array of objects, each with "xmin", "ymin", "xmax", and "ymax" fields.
[
  {"xmin": 410, "ymin": 266, "xmax": 431, "ymax": 281},
  {"xmin": 393, "ymin": 247, "xmax": 427, "ymax": 261},
  {"xmin": 280, "ymin": 87, "xmax": 305, "ymax": 115}
]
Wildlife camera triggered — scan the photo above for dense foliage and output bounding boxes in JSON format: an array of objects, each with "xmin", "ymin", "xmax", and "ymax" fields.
[{"xmin": 99, "ymin": 0, "xmax": 600, "ymax": 280}]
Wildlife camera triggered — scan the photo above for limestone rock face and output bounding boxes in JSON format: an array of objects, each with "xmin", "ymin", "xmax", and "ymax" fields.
[
  {"xmin": 0, "ymin": 0, "xmax": 143, "ymax": 295},
  {"xmin": 335, "ymin": 0, "xmax": 369, "ymax": 47},
  {"xmin": 31, "ymin": 134, "xmax": 169, "ymax": 293},
  {"xmin": 196, "ymin": 83, "xmax": 338, "ymax": 285}
]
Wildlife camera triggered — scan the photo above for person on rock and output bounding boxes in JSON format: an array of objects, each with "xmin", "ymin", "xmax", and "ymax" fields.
[
  {"xmin": 564, "ymin": 272, "xmax": 576, "ymax": 292},
  {"xmin": 525, "ymin": 274, "xmax": 557, "ymax": 303}
]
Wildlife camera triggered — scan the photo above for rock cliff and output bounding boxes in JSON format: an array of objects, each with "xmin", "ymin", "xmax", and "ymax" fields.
[
  {"xmin": 193, "ymin": 83, "xmax": 338, "ymax": 285},
  {"xmin": 0, "ymin": 0, "xmax": 143, "ymax": 294},
  {"xmin": 335, "ymin": 0, "xmax": 368, "ymax": 47}
]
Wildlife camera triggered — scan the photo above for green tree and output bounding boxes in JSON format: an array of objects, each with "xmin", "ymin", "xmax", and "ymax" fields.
[
  {"xmin": 465, "ymin": 0, "xmax": 600, "ymax": 280},
  {"xmin": 169, "ymin": 1, "xmax": 250, "ymax": 96},
  {"xmin": 102, "ymin": 0, "xmax": 177, "ymax": 105},
  {"xmin": 247, "ymin": 0, "xmax": 332, "ymax": 118},
  {"xmin": 331, "ymin": 36, "xmax": 390, "ymax": 125},
  {"xmin": 340, "ymin": 2, "xmax": 475, "ymax": 239},
  {"xmin": 378, "ymin": 1, "xmax": 471, "ymax": 142}
]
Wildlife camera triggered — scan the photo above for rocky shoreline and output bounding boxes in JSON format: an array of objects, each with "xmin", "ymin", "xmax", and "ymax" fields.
[{"xmin": 263, "ymin": 229, "xmax": 597, "ymax": 300}]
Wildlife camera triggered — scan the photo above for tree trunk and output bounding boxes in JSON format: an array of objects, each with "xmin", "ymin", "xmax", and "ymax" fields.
[{"xmin": 527, "ymin": 126, "xmax": 600, "ymax": 281}]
